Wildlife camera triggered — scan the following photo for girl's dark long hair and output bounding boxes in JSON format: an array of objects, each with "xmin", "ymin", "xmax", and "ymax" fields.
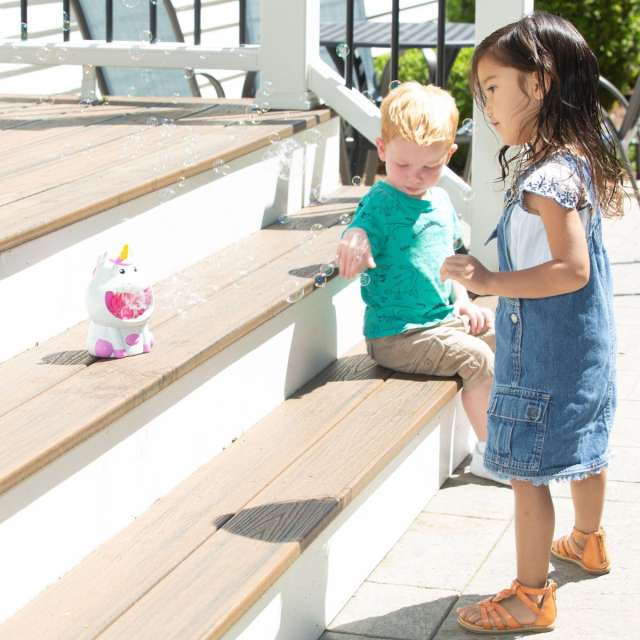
[{"xmin": 471, "ymin": 11, "xmax": 625, "ymax": 217}]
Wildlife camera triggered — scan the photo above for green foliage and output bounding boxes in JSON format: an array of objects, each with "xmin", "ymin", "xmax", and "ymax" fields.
[
  {"xmin": 535, "ymin": 0, "xmax": 640, "ymax": 98},
  {"xmin": 447, "ymin": 0, "xmax": 475, "ymax": 22},
  {"xmin": 371, "ymin": 0, "xmax": 640, "ymax": 175},
  {"xmin": 373, "ymin": 48, "xmax": 429, "ymax": 87}
]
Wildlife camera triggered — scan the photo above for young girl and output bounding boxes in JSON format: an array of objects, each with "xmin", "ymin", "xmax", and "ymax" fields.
[{"xmin": 441, "ymin": 11, "xmax": 625, "ymax": 634}]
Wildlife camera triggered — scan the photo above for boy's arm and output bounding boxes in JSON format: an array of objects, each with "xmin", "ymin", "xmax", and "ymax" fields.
[{"xmin": 337, "ymin": 197, "xmax": 386, "ymax": 278}]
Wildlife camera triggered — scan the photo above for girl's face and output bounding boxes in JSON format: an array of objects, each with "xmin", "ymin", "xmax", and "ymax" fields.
[
  {"xmin": 375, "ymin": 136, "xmax": 457, "ymax": 198},
  {"xmin": 476, "ymin": 56, "xmax": 545, "ymax": 146}
]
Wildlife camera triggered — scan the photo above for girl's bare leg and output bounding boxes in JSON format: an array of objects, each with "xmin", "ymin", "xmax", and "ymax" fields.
[
  {"xmin": 571, "ymin": 469, "xmax": 607, "ymax": 534},
  {"xmin": 457, "ymin": 480, "xmax": 555, "ymax": 626}
]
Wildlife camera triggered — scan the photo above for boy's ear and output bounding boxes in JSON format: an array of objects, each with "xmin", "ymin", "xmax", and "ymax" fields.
[
  {"xmin": 446, "ymin": 143, "xmax": 458, "ymax": 163},
  {"xmin": 375, "ymin": 137, "xmax": 386, "ymax": 161}
]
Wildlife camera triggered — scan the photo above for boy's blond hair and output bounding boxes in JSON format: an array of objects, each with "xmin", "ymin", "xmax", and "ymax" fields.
[{"xmin": 380, "ymin": 81, "xmax": 459, "ymax": 146}]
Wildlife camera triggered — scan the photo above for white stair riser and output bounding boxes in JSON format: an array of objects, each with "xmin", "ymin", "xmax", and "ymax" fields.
[
  {"xmin": 0, "ymin": 275, "xmax": 364, "ymax": 624},
  {"xmin": 222, "ymin": 396, "xmax": 474, "ymax": 640},
  {"xmin": 0, "ymin": 117, "xmax": 340, "ymax": 363}
]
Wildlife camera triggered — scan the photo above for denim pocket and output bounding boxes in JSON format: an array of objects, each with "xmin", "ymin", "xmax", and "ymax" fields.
[{"xmin": 486, "ymin": 386, "xmax": 551, "ymax": 473}]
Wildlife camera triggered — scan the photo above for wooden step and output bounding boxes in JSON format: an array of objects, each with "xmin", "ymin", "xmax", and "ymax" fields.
[
  {"xmin": 0, "ymin": 340, "xmax": 461, "ymax": 639},
  {"xmin": 0, "ymin": 187, "xmax": 361, "ymax": 496},
  {"xmin": 0, "ymin": 95, "xmax": 333, "ymax": 252},
  {"xmin": 0, "ymin": 94, "xmax": 341, "ymax": 363}
]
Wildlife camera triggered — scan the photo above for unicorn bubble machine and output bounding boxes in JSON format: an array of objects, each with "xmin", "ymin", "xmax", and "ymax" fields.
[{"xmin": 86, "ymin": 244, "xmax": 155, "ymax": 358}]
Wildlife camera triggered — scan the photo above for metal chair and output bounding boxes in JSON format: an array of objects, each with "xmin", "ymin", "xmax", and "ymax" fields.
[
  {"xmin": 600, "ymin": 74, "xmax": 640, "ymax": 205},
  {"xmin": 71, "ymin": 0, "xmax": 225, "ymax": 98}
]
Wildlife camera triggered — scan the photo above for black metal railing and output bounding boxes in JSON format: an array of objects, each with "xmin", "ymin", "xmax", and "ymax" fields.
[
  {"xmin": 15, "ymin": 1, "xmax": 447, "ymax": 87},
  {"xmin": 237, "ymin": 0, "xmax": 447, "ymax": 88},
  {"xmin": 16, "ymin": 1, "xmax": 448, "ymax": 88},
  {"xmin": 16, "ymin": 1, "xmax": 205, "ymax": 45}
]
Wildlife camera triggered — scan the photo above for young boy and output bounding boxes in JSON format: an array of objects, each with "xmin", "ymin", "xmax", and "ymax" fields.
[{"xmin": 337, "ymin": 81, "xmax": 507, "ymax": 485}]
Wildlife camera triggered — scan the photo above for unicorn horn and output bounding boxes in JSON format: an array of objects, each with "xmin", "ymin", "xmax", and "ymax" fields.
[{"xmin": 119, "ymin": 244, "xmax": 129, "ymax": 261}]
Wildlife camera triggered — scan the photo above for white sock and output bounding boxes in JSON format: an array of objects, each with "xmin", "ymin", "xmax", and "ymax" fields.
[{"xmin": 476, "ymin": 441, "xmax": 487, "ymax": 455}]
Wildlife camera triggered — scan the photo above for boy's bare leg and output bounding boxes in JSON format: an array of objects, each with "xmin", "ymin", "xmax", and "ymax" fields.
[
  {"xmin": 571, "ymin": 469, "xmax": 607, "ymax": 535},
  {"xmin": 461, "ymin": 377, "xmax": 492, "ymax": 442},
  {"xmin": 458, "ymin": 480, "xmax": 555, "ymax": 627}
]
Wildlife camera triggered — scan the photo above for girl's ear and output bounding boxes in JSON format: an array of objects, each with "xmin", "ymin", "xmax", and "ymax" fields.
[
  {"xmin": 447, "ymin": 144, "xmax": 458, "ymax": 163},
  {"xmin": 375, "ymin": 137, "xmax": 386, "ymax": 161},
  {"xmin": 531, "ymin": 71, "xmax": 551, "ymax": 101}
]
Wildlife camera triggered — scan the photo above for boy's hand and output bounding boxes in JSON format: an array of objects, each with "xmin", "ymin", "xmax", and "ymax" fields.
[
  {"xmin": 336, "ymin": 227, "xmax": 376, "ymax": 278},
  {"xmin": 440, "ymin": 255, "xmax": 493, "ymax": 296},
  {"xmin": 454, "ymin": 300, "xmax": 494, "ymax": 335}
]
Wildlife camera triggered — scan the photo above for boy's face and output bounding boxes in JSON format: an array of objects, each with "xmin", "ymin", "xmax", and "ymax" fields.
[{"xmin": 376, "ymin": 136, "xmax": 457, "ymax": 199}]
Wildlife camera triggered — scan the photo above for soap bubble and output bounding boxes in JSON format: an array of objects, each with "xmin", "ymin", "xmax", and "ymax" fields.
[
  {"xmin": 320, "ymin": 263, "xmax": 335, "ymax": 277},
  {"xmin": 389, "ymin": 79, "xmax": 402, "ymax": 91},
  {"xmin": 123, "ymin": 0, "xmax": 141, "ymax": 8},
  {"xmin": 36, "ymin": 45, "xmax": 52, "ymax": 63},
  {"xmin": 351, "ymin": 175, "xmax": 362, "ymax": 187},
  {"xmin": 336, "ymin": 43, "xmax": 350, "ymax": 59},
  {"xmin": 360, "ymin": 273, "xmax": 371, "ymax": 287},
  {"xmin": 160, "ymin": 186, "xmax": 176, "ymax": 201},
  {"xmin": 283, "ymin": 280, "xmax": 304, "ymax": 304},
  {"xmin": 314, "ymin": 274, "xmax": 327, "ymax": 288},
  {"xmin": 339, "ymin": 213, "xmax": 351, "ymax": 225},
  {"xmin": 56, "ymin": 47, "xmax": 70, "ymax": 63},
  {"xmin": 184, "ymin": 68, "xmax": 195, "ymax": 80},
  {"xmin": 129, "ymin": 45, "xmax": 142, "ymax": 62},
  {"xmin": 311, "ymin": 223, "xmax": 324, "ymax": 236},
  {"xmin": 457, "ymin": 118, "xmax": 474, "ymax": 136},
  {"xmin": 277, "ymin": 214, "xmax": 290, "ymax": 225},
  {"xmin": 310, "ymin": 186, "xmax": 325, "ymax": 204},
  {"xmin": 304, "ymin": 129, "xmax": 322, "ymax": 145}
]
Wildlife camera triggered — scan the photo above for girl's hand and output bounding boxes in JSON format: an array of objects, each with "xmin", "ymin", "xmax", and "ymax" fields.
[
  {"xmin": 336, "ymin": 227, "xmax": 376, "ymax": 278},
  {"xmin": 440, "ymin": 255, "xmax": 494, "ymax": 296},
  {"xmin": 454, "ymin": 300, "xmax": 494, "ymax": 335}
]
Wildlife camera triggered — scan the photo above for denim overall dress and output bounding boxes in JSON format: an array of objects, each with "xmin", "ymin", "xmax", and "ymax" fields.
[{"xmin": 483, "ymin": 152, "xmax": 617, "ymax": 484}]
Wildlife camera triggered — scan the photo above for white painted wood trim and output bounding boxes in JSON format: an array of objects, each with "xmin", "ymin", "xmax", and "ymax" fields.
[
  {"xmin": 0, "ymin": 275, "xmax": 366, "ymax": 625},
  {"xmin": 470, "ymin": 0, "xmax": 534, "ymax": 269},
  {"xmin": 0, "ymin": 40, "xmax": 261, "ymax": 71}
]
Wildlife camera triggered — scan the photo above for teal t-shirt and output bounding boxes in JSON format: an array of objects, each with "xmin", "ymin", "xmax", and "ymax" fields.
[{"xmin": 344, "ymin": 180, "xmax": 462, "ymax": 339}]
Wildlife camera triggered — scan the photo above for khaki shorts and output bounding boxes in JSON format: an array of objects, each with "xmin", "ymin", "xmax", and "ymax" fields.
[{"xmin": 366, "ymin": 316, "xmax": 495, "ymax": 390}]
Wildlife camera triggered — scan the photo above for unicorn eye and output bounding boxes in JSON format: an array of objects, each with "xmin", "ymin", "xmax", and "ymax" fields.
[
  {"xmin": 134, "ymin": 267, "xmax": 138, "ymax": 272},
  {"xmin": 119, "ymin": 268, "xmax": 126, "ymax": 274}
]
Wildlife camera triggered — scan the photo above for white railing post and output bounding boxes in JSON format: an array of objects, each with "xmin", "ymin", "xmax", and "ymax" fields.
[
  {"xmin": 259, "ymin": 0, "xmax": 320, "ymax": 110},
  {"xmin": 471, "ymin": 0, "xmax": 534, "ymax": 269},
  {"xmin": 80, "ymin": 64, "xmax": 99, "ymax": 104}
]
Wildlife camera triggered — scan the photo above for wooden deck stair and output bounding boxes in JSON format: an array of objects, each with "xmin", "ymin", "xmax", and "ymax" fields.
[
  {"xmin": 0, "ymin": 344, "xmax": 462, "ymax": 639},
  {"xmin": 0, "ymin": 94, "xmax": 477, "ymax": 639},
  {"xmin": 0, "ymin": 192, "xmax": 359, "ymax": 496}
]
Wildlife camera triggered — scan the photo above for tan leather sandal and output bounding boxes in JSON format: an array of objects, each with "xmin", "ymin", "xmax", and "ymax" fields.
[
  {"xmin": 457, "ymin": 579, "xmax": 557, "ymax": 634},
  {"xmin": 551, "ymin": 526, "xmax": 610, "ymax": 574}
]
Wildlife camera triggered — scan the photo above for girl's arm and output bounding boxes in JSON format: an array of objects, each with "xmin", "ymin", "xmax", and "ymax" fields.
[{"xmin": 440, "ymin": 192, "xmax": 590, "ymax": 298}]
